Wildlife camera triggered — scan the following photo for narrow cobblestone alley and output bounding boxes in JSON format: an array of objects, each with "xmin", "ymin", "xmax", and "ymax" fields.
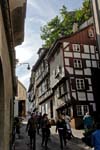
[{"xmin": 14, "ymin": 121, "xmax": 92, "ymax": 150}]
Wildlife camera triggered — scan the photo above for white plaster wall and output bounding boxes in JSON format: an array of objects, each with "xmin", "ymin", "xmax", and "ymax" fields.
[
  {"xmin": 84, "ymin": 68, "xmax": 91, "ymax": 75},
  {"xmin": 84, "ymin": 45, "xmax": 89, "ymax": 53},
  {"xmin": 64, "ymin": 52, "xmax": 73, "ymax": 57},
  {"xmin": 77, "ymin": 92, "xmax": 86, "ymax": 101},
  {"xmin": 63, "ymin": 42, "xmax": 69, "ymax": 48},
  {"xmin": 73, "ymin": 53, "xmax": 81, "ymax": 58},
  {"xmin": 14, "ymin": 100, "xmax": 18, "ymax": 117},
  {"xmin": 50, "ymin": 49, "xmax": 64, "ymax": 88},
  {"xmin": 66, "ymin": 67, "xmax": 74, "ymax": 74},
  {"xmin": 86, "ymin": 60, "xmax": 91, "ymax": 67},
  {"xmin": 87, "ymin": 93, "xmax": 94, "ymax": 101},
  {"xmin": 82, "ymin": 54, "xmax": 90, "ymax": 59},
  {"xmin": 75, "ymin": 70, "xmax": 83, "ymax": 75}
]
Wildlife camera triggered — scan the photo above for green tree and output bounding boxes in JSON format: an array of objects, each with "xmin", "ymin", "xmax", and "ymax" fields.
[
  {"xmin": 41, "ymin": 5, "xmax": 75, "ymax": 47},
  {"xmin": 41, "ymin": 0, "xmax": 91, "ymax": 48},
  {"xmin": 41, "ymin": 16, "xmax": 61, "ymax": 47},
  {"xmin": 75, "ymin": 0, "xmax": 91, "ymax": 25}
]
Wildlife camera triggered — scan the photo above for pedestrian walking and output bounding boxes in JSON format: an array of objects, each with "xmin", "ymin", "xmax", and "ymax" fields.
[
  {"xmin": 41, "ymin": 113, "xmax": 51, "ymax": 149},
  {"xmin": 83, "ymin": 112, "xmax": 93, "ymax": 132},
  {"xmin": 36, "ymin": 112, "xmax": 42, "ymax": 135},
  {"xmin": 14, "ymin": 117, "xmax": 21, "ymax": 139},
  {"xmin": 26, "ymin": 113, "xmax": 37, "ymax": 150},
  {"xmin": 92, "ymin": 122, "xmax": 100, "ymax": 150},
  {"xmin": 56, "ymin": 114, "xmax": 67, "ymax": 150},
  {"xmin": 63, "ymin": 113, "xmax": 73, "ymax": 140}
]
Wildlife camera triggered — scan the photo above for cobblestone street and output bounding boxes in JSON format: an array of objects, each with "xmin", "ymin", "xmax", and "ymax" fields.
[{"xmin": 14, "ymin": 121, "xmax": 92, "ymax": 150}]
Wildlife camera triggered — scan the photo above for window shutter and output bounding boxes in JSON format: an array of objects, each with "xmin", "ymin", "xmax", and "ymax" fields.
[
  {"xmin": 85, "ymin": 79, "xmax": 89, "ymax": 90},
  {"xmin": 71, "ymin": 79, "xmax": 76, "ymax": 90}
]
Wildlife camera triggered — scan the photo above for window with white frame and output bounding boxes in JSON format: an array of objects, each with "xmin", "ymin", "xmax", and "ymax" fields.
[
  {"xmin": 74, "ymin": 59, "xmax": 82, "ymax": 68},
  {"xmin": 73, "ymin": 44, "xmax": 80, "ymax": 52},
  {"xmin": 77, "ymin": 105, "xmax": 89, "ymax": 116},
  {"xmin": 76, "ymin": 79, "xmax": 85, "ymax": 90}
]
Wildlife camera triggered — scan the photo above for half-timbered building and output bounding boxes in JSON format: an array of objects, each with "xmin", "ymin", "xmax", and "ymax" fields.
[
  {"xmin": 48, "ymin": 23, "xmax": 100, "ymax": 128},
  {"xmin": 28, "ymin": 48, "xmax": 54, "ymax": 119}
]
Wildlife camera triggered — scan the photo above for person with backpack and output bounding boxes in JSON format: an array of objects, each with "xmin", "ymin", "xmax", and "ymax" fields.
[
  {"xmin": 26, "ymin": 113, "xmax": 37, "ymax": 150},
  {"xmin": 14, "ymin": 117, "xmax": 21, "ymax": 139}
]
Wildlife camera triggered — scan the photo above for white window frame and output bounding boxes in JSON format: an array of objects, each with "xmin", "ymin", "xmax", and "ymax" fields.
[
  {"xmin": 76, "ymin": 105, "xmax": 89, "ymax": 116},
  {"xmin": 73, "ymin": 44, "xmax": 80, "ymax": 52},
  {"xmin": 74, "ymin": 59, "xmax": 82, "ymax": 68},
  {"xmin": 76, "ymin": 79, "xmax": 85, "ymax": 90}
]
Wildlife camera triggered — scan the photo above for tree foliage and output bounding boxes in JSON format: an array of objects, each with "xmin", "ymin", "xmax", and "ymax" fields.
[
  {"xmin": 75, "ymin": 0, "xmax": 91, "ymax": 25},
  {"xmin": 40, "ymin": 0, "xmax": 91, "ymax": 48}
]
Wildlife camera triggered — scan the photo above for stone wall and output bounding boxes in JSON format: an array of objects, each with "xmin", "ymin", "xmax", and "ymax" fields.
[{"xmin": 0, "ymin": 5, "xmax": 13, "ymax": 150}]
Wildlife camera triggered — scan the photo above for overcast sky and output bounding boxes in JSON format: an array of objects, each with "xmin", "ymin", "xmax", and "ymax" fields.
[{"xmin": 15, "ymin": 0, "xmax": 83, "ymax": 90}]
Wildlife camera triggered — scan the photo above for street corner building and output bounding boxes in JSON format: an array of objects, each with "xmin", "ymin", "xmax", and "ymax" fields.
[{"xmin": 0, "ymin": 0, "xmax": 27, "ymax": 150}]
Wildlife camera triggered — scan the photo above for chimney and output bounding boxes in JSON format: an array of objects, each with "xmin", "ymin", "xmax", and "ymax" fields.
[{"xmin": 73, "ymin": 22, "xmax": 78, "ymax": 33}]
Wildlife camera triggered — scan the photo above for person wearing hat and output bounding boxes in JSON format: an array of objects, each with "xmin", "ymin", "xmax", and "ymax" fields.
[{"xmin": 41, "ymin": 113, "xmax": 51, "ymax": 149}]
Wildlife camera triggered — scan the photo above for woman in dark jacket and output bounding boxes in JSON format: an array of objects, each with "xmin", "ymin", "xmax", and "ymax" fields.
[{"xmin": 56, "ymin": 114, "xmax": 67, "ymax": 150}]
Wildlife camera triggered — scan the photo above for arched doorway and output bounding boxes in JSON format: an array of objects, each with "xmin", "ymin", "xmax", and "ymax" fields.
[{"xmin": 0, "ymin": 59, "xmax": 4, "ymax": 148}]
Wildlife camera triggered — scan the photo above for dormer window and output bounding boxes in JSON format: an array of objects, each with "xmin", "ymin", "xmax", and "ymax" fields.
[
  {"xmin": 88, "ymin": 28, "xmax": 94, "ymax": 38},
  {"xmin": 73, "ymin": 44, "xmax": 80, "ymax": 52}
]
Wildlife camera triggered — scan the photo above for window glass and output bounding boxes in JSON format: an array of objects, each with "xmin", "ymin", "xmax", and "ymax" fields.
[
  {"xmin": 76, "ymin": 79, "xmax": 85, "ymax": 90},
  {"xmin": 83, "ymin": 105, "xmax": 89, "ymax": 115},
  {"xmin": 73, "ymin": 44, "xmax": 80, "ymax": 52},
  {"xmin": 76, "ymin": 105, "xmax": 89, "ymax": 116},
  {"xmin": 74, "ymin": 59, "xmax": 82, "ymax": 68}
]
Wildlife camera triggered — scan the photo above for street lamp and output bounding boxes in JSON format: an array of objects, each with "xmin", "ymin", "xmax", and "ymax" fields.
[
  {"xmin": 16, "ymin": 59, "xmax": 31, "ymax": 70},
  {"xmin": 17, "ymin": 63, "xmax": 30, "ymax": 70}
]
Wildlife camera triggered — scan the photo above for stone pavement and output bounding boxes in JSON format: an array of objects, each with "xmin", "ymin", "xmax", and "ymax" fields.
[{"xmin": 14, "ymin": 121, "xmax": 92, "ymax": 150}]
